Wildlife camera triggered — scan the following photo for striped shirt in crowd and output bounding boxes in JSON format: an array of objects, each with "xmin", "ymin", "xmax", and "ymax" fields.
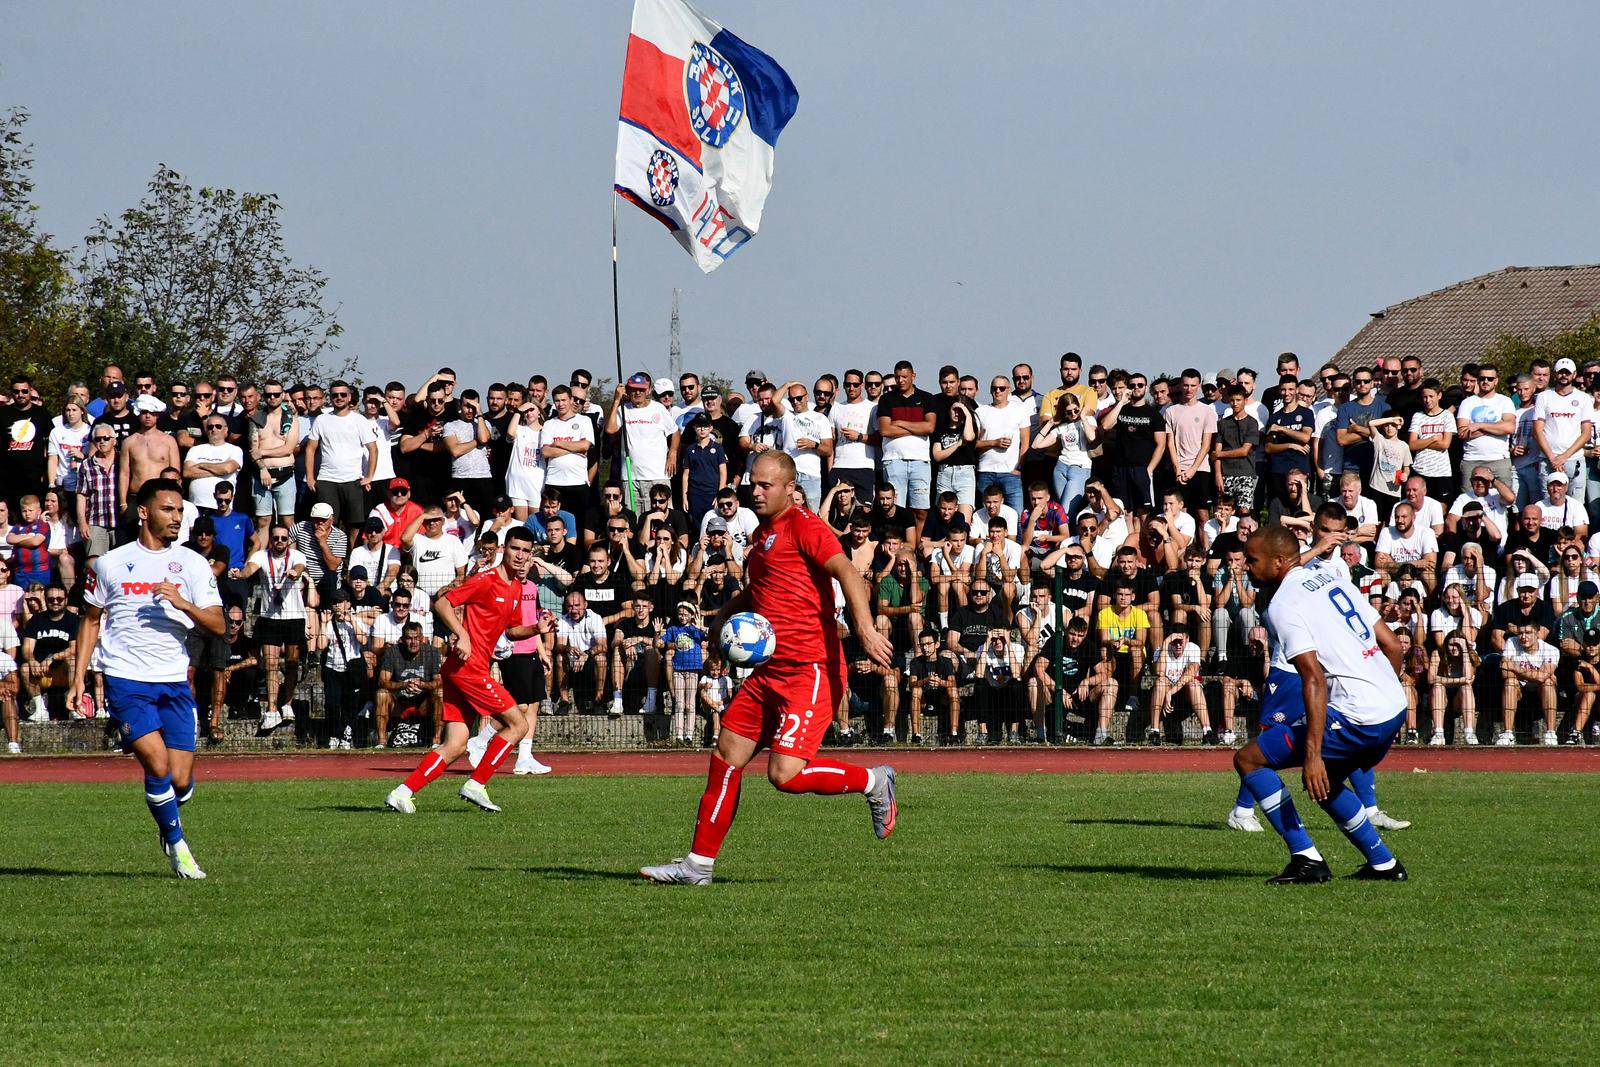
[
  {"xmin": 80, "ymin": 455, "xmax": 119, "ymax": 530},
  {"xmin": 291, "ymin": 520, "xmax": 349, "ymax": 585}
]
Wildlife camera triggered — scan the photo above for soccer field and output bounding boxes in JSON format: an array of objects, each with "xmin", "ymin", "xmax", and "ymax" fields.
[{"xmin": 2, "ymin": 770, "xmax": 1593, "ymax": 1064}]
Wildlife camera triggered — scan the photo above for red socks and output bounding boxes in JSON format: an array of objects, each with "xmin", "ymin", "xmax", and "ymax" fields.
[
  {"xmin": 470, "ymin": 736, "xmax": 513, "ymax": 785},
  {"xmin": 774, "ymin": 757, "xmax": 870, "ymax": 796},
  {"xmin": 401, "ymin": 751, "xmax": 447, "ymax": 794},
  {"xmin": 690, "ymin": 754, "xmax": 743, "ymax": 860}
]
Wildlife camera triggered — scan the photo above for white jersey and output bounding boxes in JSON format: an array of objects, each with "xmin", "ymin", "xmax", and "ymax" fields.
[
  {"xmin": 84, "ymin": 540, "xmax": 221, "ymax": 683},
  {"xmin": 1265, "ymin": 561, "xmax": 1405, "ymax": 725}
]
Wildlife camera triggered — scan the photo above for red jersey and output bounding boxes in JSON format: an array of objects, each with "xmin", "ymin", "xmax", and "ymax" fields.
[
  {"xmin": 441, "ymin": 567, "xmax": 521, "ymax": 675},
  {"xmin": 744, "ymin": 504, "xmax": 844, "ymax": 669}
]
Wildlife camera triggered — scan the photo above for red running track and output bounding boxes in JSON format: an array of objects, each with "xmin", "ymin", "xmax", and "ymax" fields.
[{"xmin": 0, "ymin": 747, "xmax": 1596, "ymax": 784}]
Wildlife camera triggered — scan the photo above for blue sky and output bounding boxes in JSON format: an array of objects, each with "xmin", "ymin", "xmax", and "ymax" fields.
[{"xmin": 10, "ymin": 1, "xmax": 1600, "ymax": 388}]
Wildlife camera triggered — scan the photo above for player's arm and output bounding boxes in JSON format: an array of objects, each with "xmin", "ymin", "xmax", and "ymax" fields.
[
  {"xmin": 154, "ymin": 578, "xmax": 225, "ymax": 637},
  {"xmin": 1290, "ymin": 648, "xmax": 1331, "ymax": 802},
  {"xmin": 433, "ymin": 591, "xmax": 473, "ymax": 663},
  {"xmin": 823, "ymin": 551, "xmax": 893, "ymax": 669}
]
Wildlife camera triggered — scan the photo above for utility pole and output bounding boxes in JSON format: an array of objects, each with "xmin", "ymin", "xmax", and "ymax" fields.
[{"xmin": 668, "ymin": 287, "xmax": 682, "ymax": 382}]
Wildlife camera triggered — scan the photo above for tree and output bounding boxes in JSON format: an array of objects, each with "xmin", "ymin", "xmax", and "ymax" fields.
[
  {"xmin": 1480, "ymin": 315, "xmax": 1600, "ymax": 383},
  {"xmin": 78, "ymin": 164, "xmax": 351, "ymax": 387},
  {"xmin": 0, "ymin": 107, "xmax": 89, "ymax": 397}
]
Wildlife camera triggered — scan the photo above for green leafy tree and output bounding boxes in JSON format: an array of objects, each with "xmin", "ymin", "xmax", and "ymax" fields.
[
  {"xmin": 1479, "ymin": 315, "xmax": 1600, "ymax": 382},
  {"xmin": 0, "ymin": 107, "xmax": 89, "ymax": 398},
  {"xmin": 78, "ymin": 164, "xmax": 352, "ymax": 387}
]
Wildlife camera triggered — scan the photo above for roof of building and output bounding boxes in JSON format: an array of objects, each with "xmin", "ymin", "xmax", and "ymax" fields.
[{"xmin": 1334, "ymin": 264, "xmax": 1600, "ymax": 377}]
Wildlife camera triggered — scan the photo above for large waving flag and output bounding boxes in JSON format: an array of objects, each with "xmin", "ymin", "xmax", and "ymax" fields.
[{"xmin": 615, "ymin": 0, "xmax": 799, "ymax": 273}]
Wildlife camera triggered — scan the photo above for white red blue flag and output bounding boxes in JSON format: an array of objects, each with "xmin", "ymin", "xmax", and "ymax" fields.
[{"xmin": 614, "ymin": 0, "xmax": 799, "ymax": 273}]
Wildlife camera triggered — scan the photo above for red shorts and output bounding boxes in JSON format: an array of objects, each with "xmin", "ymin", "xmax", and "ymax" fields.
[
  {"xmin": 722, "ymin": 659, "xmax": 846, "ymax": 760},
  {"xmin": 440, "ymin": 667, "xmax": 517, "ymax": 725}
]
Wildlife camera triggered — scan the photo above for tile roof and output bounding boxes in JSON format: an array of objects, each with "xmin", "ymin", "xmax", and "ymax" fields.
[{"xmin": 1335, "ymin": 265, "xmax": 1600, "ymax": 379}]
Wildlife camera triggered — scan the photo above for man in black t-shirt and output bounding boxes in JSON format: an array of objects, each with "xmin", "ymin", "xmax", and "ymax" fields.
[
  {"xmin": 577, "ymin": 544, "xmax": 635, "ymax": 628},
  {"xmin": 945, "ymin": 579, "xmax": 1009, "ymax": 675},
  {"xmin": 907, "ymin": 630, "xmax": 963, "ymax": 743},
  {"xmin": 918, "ymin": 492, "xmax": 965, "ymax": 546},
  {"xmin": 869, "ymin": 482, "xmax": 916, "ymax": 546},
  {"xmin": 1050, "ymin": 544, "xmax": 1100, "ymax": 624},
  {"xmin": 1106, "ymin": 373, "xmax": 1163, "ymax": 509},
  {"xmin": 2, "ymin": 375, "xmax": 56, "ymax": 504},
  {"xmin": 930, "ymin": 366, "xmax": 979, "ymax": 512},
  {"xmin": 608, "ymin": 596, "xmax": 660, "ymax": 715},
  {"xmin": 19, "ymin": 592, "xmax": 77, "ymax": 718}
]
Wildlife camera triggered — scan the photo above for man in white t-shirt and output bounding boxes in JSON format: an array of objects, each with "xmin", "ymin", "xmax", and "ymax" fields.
[
  {"xmin": 738, "ymin": 382, "xmax": 796, "ymax": 483},
  {"xmin": 1149, "ymin": 631, "xmax": 1210, "ymax": 745},
  {"xmin": 554, "ymin": 589, "xmax": 608, "ymax": 713},
  {"xmin": 776, "ymin": 380, "xmax": 833, "ymax": 507},
  {"xmin": 304, "ymin": 381, "xmax": 380, "ymax": 536},
  {"xmin": 182, "ymin": 416, "xmax": 244, "ymax": 511},
  {"xmin": 1375, "ymin": 502, "xmax": 1439, "ymax": 587},
  {"xmin": 1446, "ymin": 465, "xmax": 1513, "ymax": 542},
  {"xmin": 1398, "ymin": 477, "xmax": 1444, "ymax": 538},
  {"xmin": 1455, "ymin": 365, "xmax": 1517, "ymax": 492},
  {"xmin": 699, "ymin": 490, "xmax": 759, "ymax": 552},
  {"xmin": 1533, "ymin": 357, "xmax": 1595, "ymax": 504},
  {"xmin": 1335, "ymin": 473, "xmax": 1380, "ymax": 543},
  {"xmin": 400, "ymin": 509, "xmax": 469, "ymax": 595},
  {"xmin": 975, "ymin": 375, "xmax": 1032, "ymax": 514},
  {"xmin": 1498, "ymin": 621, "xmax": 1559, "ymax": 747},
  {"xmin": 606, "ymin": 372, "xmax": 679, "ymax": 505},
  {"xmin": 1535, "ymin": 470, "xmax": 1588, "ymax": 540},
  {"xmin": 539, "ymin": 384, "xmax": 595, "ymax": 535},
  {"xmin": 828, "ymin": 369, "xmax": 878, "ymax": 499}
]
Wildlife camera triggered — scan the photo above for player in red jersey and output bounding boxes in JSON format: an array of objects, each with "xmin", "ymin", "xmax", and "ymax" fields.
[
  {"xmin": 641, "ymin": 452, "xmax": 898, "ymax": 885},
  {"xmin": 385, "ymin": 526, "xmax": 542, "ymax": 814}
]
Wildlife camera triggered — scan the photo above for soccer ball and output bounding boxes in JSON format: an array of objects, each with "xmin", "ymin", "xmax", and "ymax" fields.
[
  {"xmin": 493, "ymin": 635, "xmax": 515, "ymax": 661},
  {"xmin": 720, "ymin": 612, "xmax": 776, "ymax": 667}
]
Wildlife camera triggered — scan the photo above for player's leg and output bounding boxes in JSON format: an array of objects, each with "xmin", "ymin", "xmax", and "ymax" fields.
[
  {"xmin": 640, "ymin": 722, "xmax": 762, "ymax": 884},
  {"xmin": 766, "ymin": 665, "xmax": 897, "ymax": 838},
  {"xmin": 465, "ymin": 702, "xmax": 525, "ymax": 798},
  {"xmin": 1233, "ymin": 736, "xmax": 1328, "ymax": 883},
  {"xmin": 124, "ymin": 682, "xmax": 205, "ymax": 878},
  {"xmin": 387, "ymin": 679, "xmax": 472, "ymax": 812},
  {"xmin": 1349, "ymin": 765, "xmax": 1410, "ymax": 830},
  {"xmin": 1317, "ymin": 774, "xmax": 1402, "ymax": 879}
]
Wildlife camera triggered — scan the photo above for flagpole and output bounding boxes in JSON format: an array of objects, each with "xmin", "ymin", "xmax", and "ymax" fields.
[{"xmin": 611, "ymin": 194, "xmax": 635, "ymax": 513}]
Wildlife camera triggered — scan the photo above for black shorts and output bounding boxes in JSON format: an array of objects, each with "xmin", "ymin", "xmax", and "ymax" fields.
[
  {"xmin": 255, "ymin": 617, "xmax": 307, "ymax": 651},
  {"xmin": 187, "ymin": 629, "xmax": 231, "ymax": 671},
  {"xmin": 500, "ymin": 652, "xmax": 546, "ymax": 705},
  {"xmin": 314, "ymin": 480, "xmax": 367, "ymax": 526},
  {"xmin": 1180, "ymin": 475, "xmax": 1215, "ymax": 514}
]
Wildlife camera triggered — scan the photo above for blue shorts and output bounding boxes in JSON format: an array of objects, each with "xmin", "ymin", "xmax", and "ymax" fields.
[
  {"xmin": 104, "ymin": 676, "xmax": 198, "ymax": 754},
  {"xmin": 1257, "ymin": 705, "xmax": 1404, "ymax": 777},
  {"xmin": 1259, "ymin": 667, "xmax": 1305, "ymax": 729}
]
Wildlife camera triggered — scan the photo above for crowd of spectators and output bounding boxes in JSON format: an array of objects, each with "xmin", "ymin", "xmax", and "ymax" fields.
[{"xmin": 4, "ymin": 349, "xmax": 1600, "ymax": 753}]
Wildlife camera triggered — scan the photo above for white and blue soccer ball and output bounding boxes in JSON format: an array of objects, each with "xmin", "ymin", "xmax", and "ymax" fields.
[
  {"xmin": 720, "ymin": 612, "xmax": 776, "ymax": 668},
  {"xmin": 493, "ymin": 635, "xmax": 516, "ymax": 662}
]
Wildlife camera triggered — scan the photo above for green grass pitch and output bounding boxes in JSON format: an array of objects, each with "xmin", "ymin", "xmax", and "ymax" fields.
[{"xmin": 1, "ymin": 771, "xmax": 1593, "ymax": 1064}]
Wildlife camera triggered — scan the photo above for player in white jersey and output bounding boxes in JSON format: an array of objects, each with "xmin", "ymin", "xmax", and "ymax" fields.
[
  {"xmin": 1227, "ymin": 504, "xmax": 1409, "ymax": 833},
  {"xmin": 1230, "ymin": 525, "xmax": 1410, "ymax": 884},
  {"xmin": 70, "ymin": 479, "xmax": 224, "ymax": 879}
]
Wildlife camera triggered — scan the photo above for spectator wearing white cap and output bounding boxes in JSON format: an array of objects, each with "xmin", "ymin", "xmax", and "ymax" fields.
[
  {"xmin": 292, "ymin": 501, "xmax": 350, "ymax": 601},
  {"xmin": 1534, "ymin": 469, "xmax": 1588, "ymax": 541},
  {"xmin": 1488, "ymin": 572, "xmax": 1554, "ymax": 657},
  {"xmin": 1533, "ymin": 356, "xmax": 1594, "ymax": 505},
  {"xmin": 117, "ymin": 393, "xmax": 179, "ymax": 512}
]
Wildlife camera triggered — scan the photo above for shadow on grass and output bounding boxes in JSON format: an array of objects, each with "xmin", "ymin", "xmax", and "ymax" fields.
[
  {"xmin": 1060, "ymin": 817, "xmax": 1227, "ymax": 832},
  {"xmin": 0, "ymin": 866, "xmax": 166, "ymax": 880},
  {"xmin": 1016, "ymin": 863, "xmax": 1260, "ymax": 881},
  {"xmin": 471, "ymin": 865, "xmax": 774, "ymax": 885}
]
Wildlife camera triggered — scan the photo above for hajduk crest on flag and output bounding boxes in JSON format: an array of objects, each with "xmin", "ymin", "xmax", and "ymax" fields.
[{"xmin": 614, "ymin": 0, "xmax": 799, "ymax": 273}]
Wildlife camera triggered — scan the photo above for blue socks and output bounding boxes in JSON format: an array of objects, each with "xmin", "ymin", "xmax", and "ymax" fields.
[
  {"xmin": 1348, "ymin": 766, "xmax": 1377, "ymax": 811},
  {"xmin": 1319, "ymin": 786, "xmax": 1395, "ymax": 868},
  {"xmin": 144, "ymin": 773, "xmax": 185, "ymax": 847},
  {"xmin": 1240, "ymin": 769, "xmax": 1316, "ymax": 856},
  {"xmin": 176, "ymin": 781, "xmax": 195, "ymax": 806},
  {"xmin": 1234, "ymin": 783, "xmax": 1253, "ymax": 810}
]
